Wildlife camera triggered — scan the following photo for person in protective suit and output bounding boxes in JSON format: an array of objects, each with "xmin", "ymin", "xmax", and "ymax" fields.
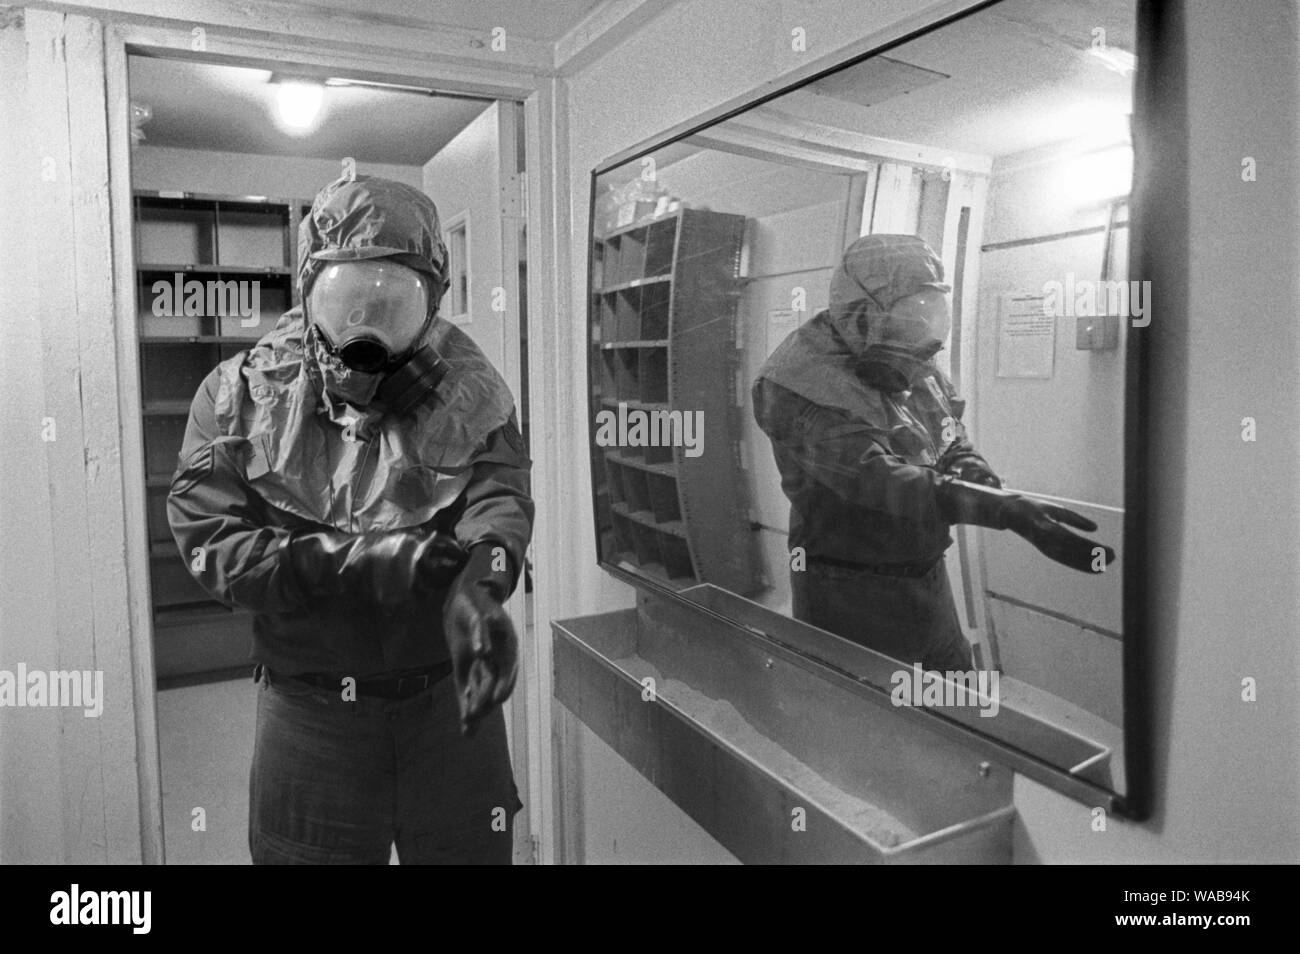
[
  {"xmin": 167, "ymin": 175, "xmax": 533, "ymax": 864},
  {"xmin": 752, "ymin": 233, "xmax": 1112, "ymax": 671}
]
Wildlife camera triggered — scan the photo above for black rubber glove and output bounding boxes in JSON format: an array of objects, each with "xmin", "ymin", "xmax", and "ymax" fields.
[
  {"xmin": 937, "ymin": 446, "xmax": 1002, "ymax": 488},
  {"xmin": 170, "ymin": 435, "xmax": 465, "ymax": 613},
  {"xmin": 936, "ymin": 476, "xmax": 1115, "ymax": 573},
  {"xmin": 284, "ymin": 526, "xmax": 468, "ymax": 608},
  {"xmin": 442, "ymin": 542, "xmax": 520, "ymax": 736}
]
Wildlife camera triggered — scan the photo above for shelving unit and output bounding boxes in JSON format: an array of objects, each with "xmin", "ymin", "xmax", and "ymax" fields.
[
  {"xmin": 589, "ymin": 207, "xmax": 759, "ymax": 595},
  {"xmin": 134, "ymin": 190, "xmax": 307, "ymax": 681}
]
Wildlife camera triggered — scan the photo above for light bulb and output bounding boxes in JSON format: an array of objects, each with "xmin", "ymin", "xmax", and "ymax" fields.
[{"xmin": 275, "ymin": 81, "xmax": 324, "ymax": 133}]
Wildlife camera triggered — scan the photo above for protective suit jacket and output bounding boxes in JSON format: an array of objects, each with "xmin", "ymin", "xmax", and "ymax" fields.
[
  {"xmin": 753, "ymin": 308, "xmax": 991, "ymax": 570},
  {"xmin": 167, "ymin": 178, "xmax": 533, "ymax": 678}
]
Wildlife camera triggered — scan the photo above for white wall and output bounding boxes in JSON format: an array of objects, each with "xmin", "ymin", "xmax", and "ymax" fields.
[
  {"xmin": 421, "ymin": 102, "xmax": 507, "ymax": 372},
  {"xmin": 131, "ymin": 143, "xmax": 422, "ymax": 199},
  {"xmin": 0, "ymin": 12, "xmax": 64, "ymax": 864},
  {"xmin": 975, "ymin": 145, "xmax": 1128, "ymax": 507},
  {"xmin": 1013, "ymin": 0, "xmax": 1299, "ymax": 864},
  {"xmin": 561, "ymin": 0, "xmax": 1300, "ymax": 864},
  {"xmin": 1, "ymin": 11, "xmax": 146, "ymax": 863},
  {"xmin": 972, "ymin": 142, "xmax": 1129, "ymax": 724}
]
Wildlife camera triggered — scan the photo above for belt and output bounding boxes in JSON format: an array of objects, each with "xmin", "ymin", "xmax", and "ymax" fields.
[
  {"xmin": 279, "ymin": 660, "xmax": 454, "ymax": 699},
  {"xmin": 807, "ymin": 554, "xmax": 944, "ymax": 578}
]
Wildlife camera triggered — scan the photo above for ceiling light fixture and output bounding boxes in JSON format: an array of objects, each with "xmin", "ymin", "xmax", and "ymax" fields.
[
  {"xmin": 129, "ymin": 101, "xmax": 152, "ymax": 146},
  {"xmin": 272, "ymin": 78, "xmax": 325, "ymax": 134},
  {"xmin": 1063, "ymin": 143, "xmax": 1133, "ymax": 205}
]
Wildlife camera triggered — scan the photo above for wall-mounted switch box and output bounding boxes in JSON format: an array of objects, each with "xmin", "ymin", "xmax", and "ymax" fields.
[{"xmin": 1076, "ymin": 313, "xmax": 1119, "ymax": 350}]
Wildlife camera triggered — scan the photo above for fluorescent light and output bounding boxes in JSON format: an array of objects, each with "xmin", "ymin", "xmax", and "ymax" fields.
[
  {"xmin": 1063, "ymin": 144, "xmax": 1133, "ymax": 205},
  {"xmin": 324, "ymin": 77, "xmax": 432, "ymax": 94},
  {"xmin": 1088, "ymin": 45, "xmax": 1137, "ymax": 76},
  {"xmin": 320, "ymin": 76, "xmax": 488, "ymax": 104},
  {"xmin": 274, "ymin": 81, "xmax": 324, "ymax": 133},
  {"xmin": 1026, "ymin": 99, "xmax": 1130, "ymax": 152}
]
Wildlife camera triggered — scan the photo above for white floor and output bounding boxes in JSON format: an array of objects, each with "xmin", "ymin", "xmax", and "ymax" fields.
[{"xmin": 156, "ymin": 675, "xmax": 259, "ymax": 865}]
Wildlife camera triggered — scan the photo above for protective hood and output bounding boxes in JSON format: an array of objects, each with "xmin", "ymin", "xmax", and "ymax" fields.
[
  {"xmin": 207, "ymin": 175, "xmax": 519, "ymax": 532},
  {"xmin": 297, "ymin": 174, "xmax": 450, "ymax": 305},
  {"xmin": 756, "ymin": 234, "xmax": 950, "ymax": 420}
]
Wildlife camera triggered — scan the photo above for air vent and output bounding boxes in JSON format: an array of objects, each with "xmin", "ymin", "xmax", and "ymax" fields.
[{"xmin": 806, "ymin": 55, "xmax": 949, "ymax": 108}]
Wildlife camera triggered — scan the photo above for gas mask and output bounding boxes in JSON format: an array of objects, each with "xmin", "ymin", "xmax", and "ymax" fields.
[
  {"xmin": 305, "ymin": 259, "xmax": 449, "ymax": 415},
  {"xmin": 856, "ymin": 288, "xmax": 952, "ymax": 393}
]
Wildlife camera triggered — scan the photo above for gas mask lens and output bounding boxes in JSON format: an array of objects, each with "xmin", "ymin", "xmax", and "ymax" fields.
[
  {"xmin": 884, "ymin": 288, "xmax": 952, "ymax": 346},
  {"xmin": 307, "ymin": 260, "xmax": 430, "ymax": 372},
  {"xmin": 858, "ymin": 289, "xmax": 952, "ymax": 392}
]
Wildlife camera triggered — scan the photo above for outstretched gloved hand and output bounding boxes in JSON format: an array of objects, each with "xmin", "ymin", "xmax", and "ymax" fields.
[
  {"xmin": 442, "ymin": 543, "xmax": 519, "ymax": 736},
  {"xmin": 936, "ymin": 476, "xmax": 1115, "ymax": 574},
  {"xmin": 999, "ymin": 496, "xmax": 1114, "ymax": 573}
]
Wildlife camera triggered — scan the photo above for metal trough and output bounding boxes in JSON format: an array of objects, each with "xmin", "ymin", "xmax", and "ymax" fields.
[{"xmin": 553, "ymin": 589, "xmax": 1020, "ymax": 864}]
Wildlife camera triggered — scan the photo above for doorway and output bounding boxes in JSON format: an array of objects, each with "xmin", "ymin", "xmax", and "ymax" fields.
[{"xmin": 126, "ymin": 52, "xmax": 533, "ymax": 863}]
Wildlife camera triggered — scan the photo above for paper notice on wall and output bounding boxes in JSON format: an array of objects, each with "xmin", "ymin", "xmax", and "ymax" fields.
[
  {"xmin": 996, "ymin": 293, "xmax": 1055, "ymax": 378},
  {"xmin": 766, "ymin": 307, "xmax": 801, "ymax": 357}
]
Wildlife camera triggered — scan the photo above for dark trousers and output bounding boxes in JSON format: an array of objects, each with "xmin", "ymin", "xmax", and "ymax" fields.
[
  {"xmin": 249, "ymin": 665, "xmax": 522, "ymax": 864},
  {"xmin": 792, "ymin": 558, "xmax": 975, "ymax": 672}
]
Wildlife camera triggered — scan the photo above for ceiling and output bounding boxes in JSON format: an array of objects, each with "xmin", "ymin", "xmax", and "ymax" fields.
[
  {"xmin": 129, "ymin": 57, "xmax": 494, "ymax": 165},
  {"xmin": 641, "ymin": 0, "xmax": 1136, "ymax": 177},
  {"xmin": 131, "ymin": 0, "xmax": 1136, "ymax": 168},
  {"xmin": 127, "ymin": 0, "xmax": 605, "ymax": 164},
  {"xmin": 772, "ymin": 0, "xmax": 1137, "ymax": 158}
]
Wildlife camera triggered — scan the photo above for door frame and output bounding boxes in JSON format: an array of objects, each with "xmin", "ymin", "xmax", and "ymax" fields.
[{"xmin": 101, "ymin": 18, "xmax": 566, "ymax": 865}]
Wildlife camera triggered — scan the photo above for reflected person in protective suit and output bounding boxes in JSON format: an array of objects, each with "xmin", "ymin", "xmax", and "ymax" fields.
[
  {"xmin": 752, "ymin": 234, "xmax": 1112, "ymax": 671},
  {"xmin": 167, "ymin": 175, "xmax": 533, "ymax": 864}
]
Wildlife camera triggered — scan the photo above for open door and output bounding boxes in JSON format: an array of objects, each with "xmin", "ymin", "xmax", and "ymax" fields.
[{"xmin": 421, "ymin": 100, "xmax": 534, "ymax": 863}]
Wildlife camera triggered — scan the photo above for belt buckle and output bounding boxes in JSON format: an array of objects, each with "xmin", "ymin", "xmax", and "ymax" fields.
[{"xmin": 395, "ymin": 672, "xmax": 430, "ymax": 697}]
